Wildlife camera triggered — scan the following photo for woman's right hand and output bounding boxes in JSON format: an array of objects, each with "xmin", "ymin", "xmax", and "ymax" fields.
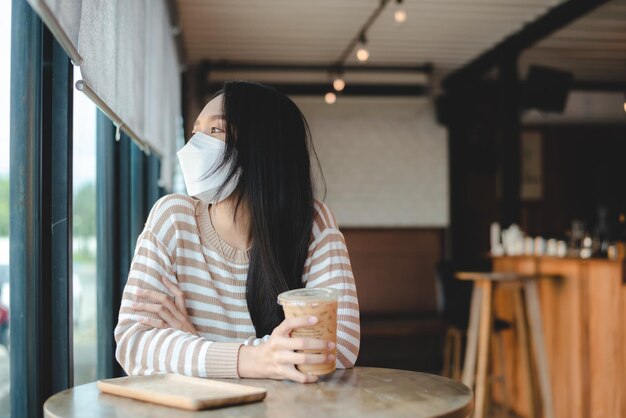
[{"xmin": 237, "ymin": 316, "xmax": 335, "ymax": 383}]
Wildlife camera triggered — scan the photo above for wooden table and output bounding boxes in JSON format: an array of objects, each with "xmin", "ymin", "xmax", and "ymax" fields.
[{"xmin": 44, "ymin": 367, "xmax": 473, "ymax": 418}]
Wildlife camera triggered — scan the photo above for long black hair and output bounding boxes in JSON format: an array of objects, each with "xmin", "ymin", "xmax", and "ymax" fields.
[{"xmin": 210, "ymin": 81, "xmax": 324, "ymax": 337}]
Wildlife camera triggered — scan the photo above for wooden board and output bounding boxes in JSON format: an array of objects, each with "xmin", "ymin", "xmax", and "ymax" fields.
[
  {"xmin": 342, "ymin": 228, "xmax": 443, "ymax": 314},
  {"xmin": 586, "ymin": 261, "xmax": 622, "ymax": 418},
  {"xmin": 492, "ymin": 256, "xmax": 626, "ymax": 418},
  {"xmin": 97, "ymin": 374, "xmax": 267, "ymax": 411}
]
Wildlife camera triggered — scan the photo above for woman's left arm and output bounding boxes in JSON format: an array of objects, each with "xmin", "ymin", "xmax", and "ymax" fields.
[
  {"xmin": 303, "ymin": 227, "xmax": 360, "ymax": 368},
  {"xmin": 131, "ymin": 276, "xmax": 199, "ymax": 336},
  {"xmin": 153, "ymin": 224, "xmax": 362, "ymax": 365}
]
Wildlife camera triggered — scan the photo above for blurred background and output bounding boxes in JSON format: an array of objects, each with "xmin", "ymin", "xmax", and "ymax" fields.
[{"xmin": 1, "ymin": 1, "xmax": 625, "ymax": 417}]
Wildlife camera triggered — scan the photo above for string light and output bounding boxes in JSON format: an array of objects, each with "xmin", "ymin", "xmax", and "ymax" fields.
[
  {"xmin": 394, "ymin": 9, "xmax": 407, "ymax": 23},
  {"xmin": 394, "ymin": 0, "xmax": 407, "ymax": 24},
  {"xmin": 356, "ymin": 32, "xmax": 369, "ymax": 62},
  {"xmin": 329, "ymin": 0, "xmax": 413, "ymax": 104},
  {"xmin": 333, "ymin": 78, "xmax": 345, "ymax": 92},
  {"xmin": 356, "ymin": 48, "xmax": 370, "ymax": 62},
  {"xmin": 324, "ymin": 92, "xmax": 337, "ymax": 104}
]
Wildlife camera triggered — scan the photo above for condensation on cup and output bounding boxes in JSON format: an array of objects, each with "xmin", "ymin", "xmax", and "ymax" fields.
[{"xmin": 277, "ymin": 288, "xmax": 340, "ymax": 376}]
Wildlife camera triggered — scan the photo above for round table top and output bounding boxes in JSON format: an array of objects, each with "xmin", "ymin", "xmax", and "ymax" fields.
[{"xmin": 44, "ymin": 367, "xmax": 473, "ymax": 418}]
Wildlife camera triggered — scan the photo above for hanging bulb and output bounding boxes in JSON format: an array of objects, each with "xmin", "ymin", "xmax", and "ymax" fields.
[
  {"xmin": 394, "ymin": 9, "xmax": 407, "ymax": 23},
  {"xmin": 394, "ymin": 0, "xmax": 407, "ymax": 24},
  {"xmin": 356, "ymin": 48, "xmax": 369, "ymax": 62},
  {"xmin": 356, "ymin": 32, "xmax": 369, "ymax": 62},
  {"xmin": 333, "ymin": 78, "xmax": 346, "ymax": 92},
  {"xmin": 324, "ymin": 92, "xmax": 337, "ymax": 104}
]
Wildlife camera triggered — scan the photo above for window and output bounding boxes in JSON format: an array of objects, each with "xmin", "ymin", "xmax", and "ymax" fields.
[
  {"xmin": 5, "ymin": 3, "xmax": 171, "ymax": 411},
  {"xmin": 0, "ymin": 0, "xmax": 12, "ymax": 415},
  {"xmin": 72, "ymin": 67, "xmax": 98, "ymax": 385}
]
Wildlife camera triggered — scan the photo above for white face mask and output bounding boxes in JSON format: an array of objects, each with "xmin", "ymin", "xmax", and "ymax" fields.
[{"xmin": 177, "ymin": 132, "xmax": 240, "ymax": 203}]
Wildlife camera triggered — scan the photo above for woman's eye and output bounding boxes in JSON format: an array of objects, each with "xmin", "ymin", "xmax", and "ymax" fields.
[{"xmin": 210, "ymin": 127, "xmax": 224, "ymax": 134}]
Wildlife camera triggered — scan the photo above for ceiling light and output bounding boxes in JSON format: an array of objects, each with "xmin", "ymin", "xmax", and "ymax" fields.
[
  {"xmin": 324, "ymin": 92, "xmax": 337, "ymax": 104},
  {"xmin": 394, "ymin": 0, "xmax": 407, "ymax": 24},
  {"xmin": 394, "ymin": 9, "xmax": 407, "ymax": 23},
  {"xmin": 333, "ymin": 78, "xmax": 346, "ymax": 92},
  {"xmin": 356, "ymin": 48, "xmax": 369, "ymax": 62},
  {"xmin": 356, "ymin": 32, "xmax": 369, "ymax": 62}
]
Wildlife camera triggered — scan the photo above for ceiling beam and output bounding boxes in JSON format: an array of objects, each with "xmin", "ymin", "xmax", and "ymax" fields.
[
  {"xmin": 442, "ymin": 0, "xmax": 613, "ymax": 90},
  {"xmin": 203, "ymin": 60, "xmax": 433, "ymax": 74},
  {"xmin": 205, "ymin": 82, "xmax": 428, "ymax": 97}
]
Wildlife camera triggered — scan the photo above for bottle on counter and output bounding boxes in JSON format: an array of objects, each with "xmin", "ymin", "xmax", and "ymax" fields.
[
  {"xmin": 490, "ymin": 222, "xmax": 504, "ymax": 256},
  {"xmin": 534, "ymin": 237, "xmax": 546, "ymax": 256}
]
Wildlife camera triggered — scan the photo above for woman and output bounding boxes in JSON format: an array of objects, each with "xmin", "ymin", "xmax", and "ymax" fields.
[{"xmin": 115, "ymin": 81, "xmax": 360, "ymax": 384}]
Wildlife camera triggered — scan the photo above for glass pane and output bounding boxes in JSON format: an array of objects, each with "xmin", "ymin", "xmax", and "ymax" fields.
[
  {"xmin": 0, "ymin": 0, "xmax": 12, "ymax": 415},
  {"xmin": 72, "ymin": 67, "xmax": 98, "ymax": 385}
]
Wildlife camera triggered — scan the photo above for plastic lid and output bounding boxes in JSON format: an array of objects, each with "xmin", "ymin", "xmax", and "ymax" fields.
[{"xmin": 277, "ymin": 288, "xmax": 340, "ymax": 305}]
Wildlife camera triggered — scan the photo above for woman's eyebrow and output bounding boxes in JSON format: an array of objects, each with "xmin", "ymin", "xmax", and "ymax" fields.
[{"xmin": 208, "ymin": 114, "xmax": 225, "ymax": 122}]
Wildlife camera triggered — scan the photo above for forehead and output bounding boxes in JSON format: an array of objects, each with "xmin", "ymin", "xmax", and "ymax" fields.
[{"xmin": 199, "ymin": 94, "xmax": 224, "ymax": 120}]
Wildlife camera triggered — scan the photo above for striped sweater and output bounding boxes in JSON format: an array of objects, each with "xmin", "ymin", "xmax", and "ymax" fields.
[{"xmin": 115, "ymin": 194, "xmax": 360, "ymax": 378}]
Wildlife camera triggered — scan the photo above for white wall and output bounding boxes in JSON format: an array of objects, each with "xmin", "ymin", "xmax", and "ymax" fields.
[{"xmin": 293, "ymin": 96, "xmax": 449, "ymax": 228}]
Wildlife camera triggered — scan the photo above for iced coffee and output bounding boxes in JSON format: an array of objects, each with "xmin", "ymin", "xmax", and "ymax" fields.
[{"xmin": 277, "ymin": 288, "xmax": 340, "ymax": 376}]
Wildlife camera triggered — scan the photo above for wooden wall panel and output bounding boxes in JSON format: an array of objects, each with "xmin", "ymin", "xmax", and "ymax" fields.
[
  {"xmin": 519, "ymin": 126, "xmax": 626, "ymax": 239},
  {"xmin": 341, "ymin": 228, "xmax": 443, "ymax": 314}
]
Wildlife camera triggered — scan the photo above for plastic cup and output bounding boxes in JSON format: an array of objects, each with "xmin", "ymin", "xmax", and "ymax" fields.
[{"xmin": 277, "ymin": 288, "xmax": 340, "ymax": 376}]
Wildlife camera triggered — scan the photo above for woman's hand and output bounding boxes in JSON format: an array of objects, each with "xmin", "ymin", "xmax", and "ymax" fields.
[
  {"xmin": 238, "ymin": 316, "xmax": 335, "ymax": 383},
  {"xmin": 131, "ymin": 278, "xmax": 199, "ymax": 336}
]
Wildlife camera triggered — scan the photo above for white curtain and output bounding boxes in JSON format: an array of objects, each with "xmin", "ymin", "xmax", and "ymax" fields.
[
  {"xmin": 25, "ymin": 0, "xmax": 83, "ymax": 64},
  {"xmin": 26, "ymin": 0, "xmax": 181, "ymax": 190}
]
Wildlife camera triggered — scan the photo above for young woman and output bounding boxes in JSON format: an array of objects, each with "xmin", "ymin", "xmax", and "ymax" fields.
[{"xmin": 115, "ymin": 81, "xmax": 360, "ymax": 383}]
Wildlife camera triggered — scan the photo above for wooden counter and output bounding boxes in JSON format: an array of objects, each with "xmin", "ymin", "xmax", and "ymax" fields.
[{"xmin": 491, "ymin": 256, "xmax": 626, "ymax": 418}]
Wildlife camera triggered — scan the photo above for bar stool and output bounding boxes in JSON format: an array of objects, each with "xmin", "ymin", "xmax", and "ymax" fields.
[
  {"xmin": 456, "ymin": 272, "xmax": 555, "ymax": 418},
  {"xmin": 437, "ymin": 262, "xmax": 511, "ymax": 384}
]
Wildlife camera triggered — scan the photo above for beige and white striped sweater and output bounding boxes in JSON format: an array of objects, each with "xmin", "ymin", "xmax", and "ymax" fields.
[{"xmin": 115, "ymin": 194, "xmax": 360, "ymax": 378}]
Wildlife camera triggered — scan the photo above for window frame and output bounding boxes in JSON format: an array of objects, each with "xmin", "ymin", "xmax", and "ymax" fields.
[
  {"xmin": 9, "ymin": 2, "xmax": 74, "ymax": 416},
  {"xmin": 96, "ymin": 126, "xmax": 164, "ymax": 379}
]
